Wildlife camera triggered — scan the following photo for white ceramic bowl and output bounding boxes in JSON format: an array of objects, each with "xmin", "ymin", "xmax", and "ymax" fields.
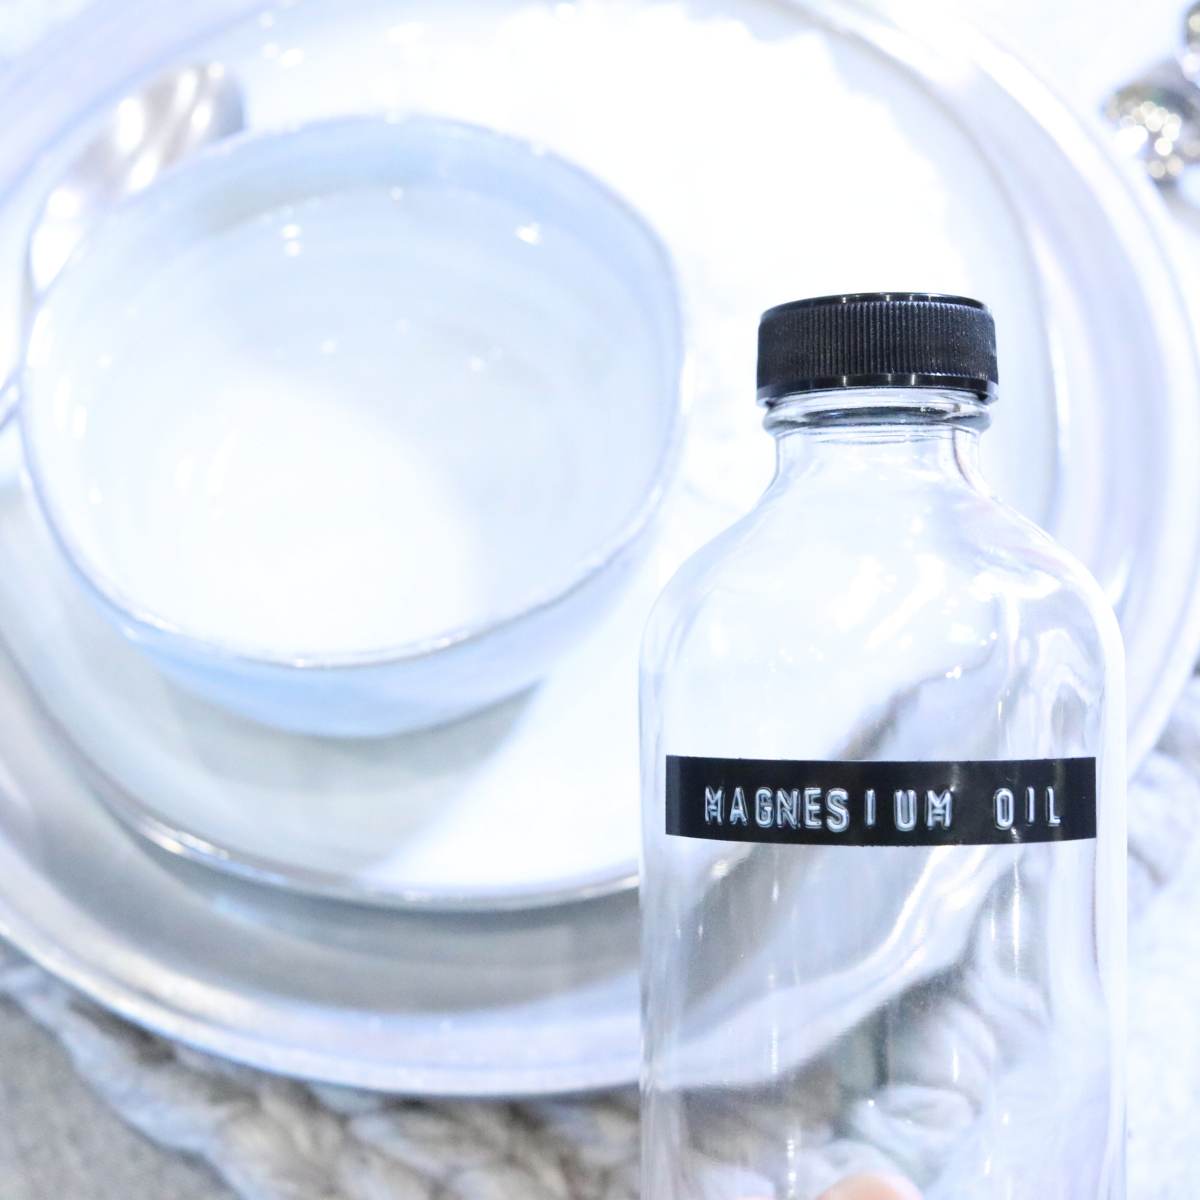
[{"xmin": 21, "ymin": 114, "xmax": 683, "ymax": 736}]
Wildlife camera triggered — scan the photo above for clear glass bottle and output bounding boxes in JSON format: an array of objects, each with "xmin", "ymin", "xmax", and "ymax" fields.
[{"xmin": 639, "ymin": 294, "xmax": 1125, "ymax": 1200}]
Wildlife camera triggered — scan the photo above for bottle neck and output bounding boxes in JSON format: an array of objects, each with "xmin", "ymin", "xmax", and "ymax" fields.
[{"xmin": 764, "ymin": 387, "xmax": 990, "ymax": 490}]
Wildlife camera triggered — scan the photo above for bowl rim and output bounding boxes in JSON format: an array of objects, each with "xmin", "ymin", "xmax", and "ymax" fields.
[{"xmin": 19, "ymin": 112, "xmax": 688, "ymax": 672}]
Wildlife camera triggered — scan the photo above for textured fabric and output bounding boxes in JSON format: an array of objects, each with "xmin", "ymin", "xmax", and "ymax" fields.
[
  {"xmin": 0, "ymin": 945, "xmax": 638, "ymax": 1200},
  {"xmin": 0, "ymin": 996, "xmax": 228, "ymax": 1200}
]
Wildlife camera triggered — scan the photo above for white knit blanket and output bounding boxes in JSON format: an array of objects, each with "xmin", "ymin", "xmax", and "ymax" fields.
[{"xmin": 0, "ymin": 672, "xmax": 1196, "ymax": 1199}]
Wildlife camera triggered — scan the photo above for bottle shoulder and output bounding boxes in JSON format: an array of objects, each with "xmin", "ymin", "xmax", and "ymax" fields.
[{"xmin": 642, "ymin": 484, "xmax": 1122, "ymax": 679}]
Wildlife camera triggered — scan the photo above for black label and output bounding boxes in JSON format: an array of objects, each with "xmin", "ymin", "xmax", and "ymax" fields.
[{"xmin": 665, "ymin": 755, "xmax": 1096, "ymax": 847}]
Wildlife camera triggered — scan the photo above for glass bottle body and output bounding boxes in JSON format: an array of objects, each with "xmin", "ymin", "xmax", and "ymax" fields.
[{"xmin": 639, "ymin": 390, "xmax": 1125, "ymax": 1199}]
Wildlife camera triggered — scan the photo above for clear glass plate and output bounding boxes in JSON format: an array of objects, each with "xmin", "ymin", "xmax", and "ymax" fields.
[{"xmin": 0, "ymin": 0, "xmax": 1195, "ymax": 1090}]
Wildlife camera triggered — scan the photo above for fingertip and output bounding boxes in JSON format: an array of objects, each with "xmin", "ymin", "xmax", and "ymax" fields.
[{"xmin": 815, "ymin": 1171, "xmax": 923, "ymax": 1200}]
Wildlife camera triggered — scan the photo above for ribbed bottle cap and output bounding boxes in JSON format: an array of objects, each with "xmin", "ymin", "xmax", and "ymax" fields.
[{"xmin": 756, "ymin": 292, "xmax": 998, "ymax": 403}]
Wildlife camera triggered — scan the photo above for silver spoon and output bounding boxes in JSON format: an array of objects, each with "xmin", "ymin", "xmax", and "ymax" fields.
[{"xmin": 0, "ymin": 63, "xmax": 243, "ymax": 428}]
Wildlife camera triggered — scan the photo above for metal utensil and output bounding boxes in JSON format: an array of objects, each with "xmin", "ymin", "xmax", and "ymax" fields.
[
  {"xmin": 1107, "ymin": 2, "xmax": 1200, "ymax": 185},
  {"xmin": 1178, "ymin": 0, "xmax": 1200, "ymax": 82},
  {"xmin": 1105, "ymin": 62, "xmax": 1200, "ymax": 183},
  {"xmin": 0, "ymin": 63, "xmax": 242, "ymax": 428}
]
